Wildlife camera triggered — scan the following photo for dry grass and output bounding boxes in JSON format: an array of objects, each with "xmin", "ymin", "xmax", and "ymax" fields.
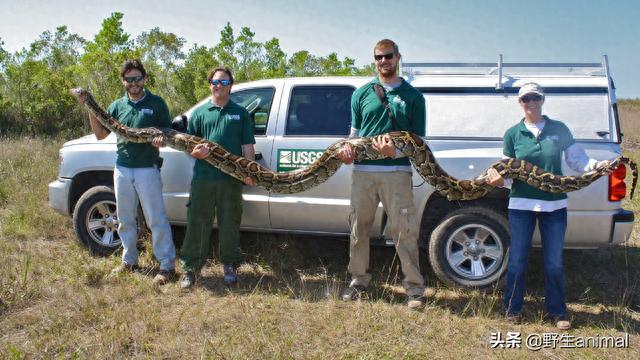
[
  {"xmin": 620, "ymin": 99, "xmax": 640, "ymax": 149},
  {"xmin": 1, "ymin": 126, "xmax": 639, "ymax": 358}
]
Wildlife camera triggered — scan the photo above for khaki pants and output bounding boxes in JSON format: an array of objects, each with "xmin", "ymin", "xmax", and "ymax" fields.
[{"xmin": 348, "ymin": 171, "xmax": 425, "ymax": 297}]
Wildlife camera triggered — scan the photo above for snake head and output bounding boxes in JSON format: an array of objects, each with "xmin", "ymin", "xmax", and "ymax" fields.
[
  {"xmin": 70, "ymin": 88, "xmax": 88, "ymax": 103},
  {"xmin": 608, "ymin": 156, "xmax": 622, "ymax": 169}
]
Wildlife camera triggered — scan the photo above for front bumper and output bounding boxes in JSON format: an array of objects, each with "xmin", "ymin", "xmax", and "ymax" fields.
[
  {"xmin": 611, "ymin": 209, "xmax": 635, "ymax": 245},
  {"xmin": 48, "ymin": 178, "xmax": 72, "ymax": 216}
]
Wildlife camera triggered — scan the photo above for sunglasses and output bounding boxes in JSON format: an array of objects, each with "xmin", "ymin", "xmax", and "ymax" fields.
[
  {"xmin": 520, "ymin": 94, "xmax": 543, "ymax": 103},
  {"xmin": 123, "ymin": 75, "xmax": 144, "ymax": 83},
  {"xmin": 210, "ymin": 79, "xmax": 231, "ymax": 86},
  {"xmin": 374, "ymin": 52, "xmax": 395, "ymax": 61}
]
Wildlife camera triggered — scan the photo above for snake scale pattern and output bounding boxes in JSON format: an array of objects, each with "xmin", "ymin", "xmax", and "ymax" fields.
[{"xmin": 71, "ymin": 88, "xmax": 637, "ymax": 201}]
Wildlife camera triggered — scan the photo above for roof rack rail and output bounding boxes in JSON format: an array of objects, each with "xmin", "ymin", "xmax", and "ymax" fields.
[
  {"xmin": 401, "ymin": 54, "xmax": 610, "ymax": 90},
  {"xmin": 402, "ymin": 54, "xmax": 618, "ymax": 130}
]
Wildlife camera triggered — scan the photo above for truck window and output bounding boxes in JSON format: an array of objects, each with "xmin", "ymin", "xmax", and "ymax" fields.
[
  {"xmin": 230, "ymin": 87, "xmax": 275, "ymax": 136},
  {"xmin": 285, "ymin": 85, "xmax": 354, "ymax": 136},
  {"xmin": 425, "ymin": 92, "xmax": 611, "ymax": 141}
]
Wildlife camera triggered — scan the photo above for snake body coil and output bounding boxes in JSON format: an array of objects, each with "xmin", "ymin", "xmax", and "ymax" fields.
[{"xmin": 71, "ymin": 88, "xmax": 637, "ymax": 201}]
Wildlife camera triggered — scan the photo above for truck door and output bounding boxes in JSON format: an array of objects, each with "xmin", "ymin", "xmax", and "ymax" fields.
[
  {"xmin": 269, "ymin": 84, "xmax": 356, "ymax": 233},
  {"xmin": 230, "ymin": 86, "xmax": 279, "ymax": 229},
  {"xmin": 161, "ymin": 85, "xmax": 279, "ymax": 229}
]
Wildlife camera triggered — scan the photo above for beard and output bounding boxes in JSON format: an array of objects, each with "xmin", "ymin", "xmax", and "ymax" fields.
[{"xmin": 377, "ymin": 64, "xmax": 397, "ymax": 77}]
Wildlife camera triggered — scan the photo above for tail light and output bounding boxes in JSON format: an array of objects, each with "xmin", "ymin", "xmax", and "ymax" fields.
[{"xmin": 608, "ymin": 164, "xmax": 627, "ymax": 201}]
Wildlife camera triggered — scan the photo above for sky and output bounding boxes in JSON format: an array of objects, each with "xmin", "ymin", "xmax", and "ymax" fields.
[{"xmin": 1, "ymin": 0, "xmax": 639, "ymax": 97}]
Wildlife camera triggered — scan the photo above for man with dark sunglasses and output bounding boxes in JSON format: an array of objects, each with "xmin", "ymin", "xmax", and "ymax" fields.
[
  {"xmin": 179, "ymin": 66, "xmax": 256, "ymax": 289},
  {"xmin": 79, "ymin": 59, "xmax": 176, "ymax": 285},
  {"xmin": 336, "ymin": 39, "xmax": 427, "ymax": 310}
]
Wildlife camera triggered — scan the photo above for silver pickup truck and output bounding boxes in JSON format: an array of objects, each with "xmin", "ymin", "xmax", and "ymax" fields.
[{"xmin": 49, "ymin": 58, "xmax": 635, "ymax": 288}]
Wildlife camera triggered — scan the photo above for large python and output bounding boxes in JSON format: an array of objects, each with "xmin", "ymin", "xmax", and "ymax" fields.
[{"xmin": 71, "ymin": 88, "xmax": 637, "ymax": 201}]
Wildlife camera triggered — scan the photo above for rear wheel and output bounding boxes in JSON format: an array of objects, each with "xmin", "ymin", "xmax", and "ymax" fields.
[{"xmin": 428, "ymin": 207, "xmax": 509, "ymax": 288}]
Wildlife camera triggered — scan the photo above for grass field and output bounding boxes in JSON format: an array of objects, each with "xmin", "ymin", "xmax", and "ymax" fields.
[{"xmin": 0, "ymin": 102, "xmax": 639, "ymax": 358}]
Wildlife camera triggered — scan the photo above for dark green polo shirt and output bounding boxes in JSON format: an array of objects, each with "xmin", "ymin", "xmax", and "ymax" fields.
[
  {"xmin": 350, "ymin": 77, "xmax": 426, "ymax": 167},
  {"xmin": 107, "ymin": 90, "xmax": 171, "ymax": 168},
  {"xmin": 503, "ymin": 116, "xmax": 576, "ymax": 200},
  {"xmin": 187, "ymin": 99, "xmax": 256, "ymax": 181}
]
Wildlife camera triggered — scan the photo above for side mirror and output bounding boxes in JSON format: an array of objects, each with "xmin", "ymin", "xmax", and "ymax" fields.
[
  {"xmin": 171, "ymin": 114, "xmax": 188, "ymax": 132},
  {"xmin": 254, "ymin": 112, "xmax": 268, "ymax": 131}
]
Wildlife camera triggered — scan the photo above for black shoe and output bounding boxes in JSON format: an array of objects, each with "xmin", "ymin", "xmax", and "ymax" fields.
[
  {"xmin": 341, "ymin": 284, "xmax": 367, "ymax": 301},
  {"xmin": 180, "ymin": 272, "xmax": 196, "ymax": 290}
]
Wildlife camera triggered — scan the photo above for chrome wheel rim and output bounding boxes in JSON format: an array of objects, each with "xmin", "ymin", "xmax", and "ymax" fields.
[
  {"xmin": 85, "ymin": 200, "xmax": 121, "ymax": 248},
  {"xmin": 445, "ymin": 223, "xmax": 504, "ymax": 280}
]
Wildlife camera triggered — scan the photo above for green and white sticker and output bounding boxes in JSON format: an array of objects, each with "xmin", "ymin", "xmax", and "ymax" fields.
[{"xmin": 277, "ymin": 149, "xmax": 324, "ymax": 171}]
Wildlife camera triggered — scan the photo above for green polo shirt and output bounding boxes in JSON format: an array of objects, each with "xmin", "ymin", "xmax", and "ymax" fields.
[
  {"xmin": 503, "ymin": 116, "xmax": 576, "ymax": 201},
  {"xmin": 351, "ymin": 77, "xmax": 426, "ymax": 167},
  {"xmin": 107, "ymin": 90, "xmax": 171, "ymax": 168},
  {"xmin": 187, "ymin": 99, "xmax": 255, "ymax": 181}
]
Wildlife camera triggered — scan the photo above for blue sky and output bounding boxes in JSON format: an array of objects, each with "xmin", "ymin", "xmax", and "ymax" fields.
[{"xmin": 1, "ymin": 0, "xmax": 639, "ymax": 97}]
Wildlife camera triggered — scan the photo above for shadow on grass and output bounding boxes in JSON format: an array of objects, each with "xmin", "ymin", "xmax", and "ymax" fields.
[
  {"xmin": 421, "ymin": 246, "xmax": 640, "ymax": 333},
  {"xmin": 440, "ymin": 246, "xmax": 640, "ymax": 332},
  {"xmin": 166, "ymin": 227, "xmax": 640, "ymax": 332}
]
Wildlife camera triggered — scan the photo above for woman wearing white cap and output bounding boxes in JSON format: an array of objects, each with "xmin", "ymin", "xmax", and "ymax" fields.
[{"xmin": 486, "ymin": 82, "xmax": 611, "ymax": 330}]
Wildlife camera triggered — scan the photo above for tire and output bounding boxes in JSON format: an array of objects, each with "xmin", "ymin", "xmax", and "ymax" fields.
[
  {"xmin": 428, "ymin": 207, "xmax": 509, "ymax": 288},
  {"xmin": 73, "ymin": 186, "xmax": 121, "ymax": 256},
  {"xmin": 72, "ymin": 186, "xmax": 147, "ymax": 256}
]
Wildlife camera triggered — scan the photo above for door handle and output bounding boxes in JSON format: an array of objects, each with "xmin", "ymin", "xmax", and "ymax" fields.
[{"xmin": 255, "ymin": 152, "xmax": 263, "ymax": 160}]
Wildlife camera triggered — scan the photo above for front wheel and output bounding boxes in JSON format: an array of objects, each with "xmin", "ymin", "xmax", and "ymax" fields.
[
  {"xmin": 73, "ymin": 186, "xmax": 122, "ymax": 256},
  {"xmin": 428, "ymin": 207, "xmax": 509, "ymax": 288}
]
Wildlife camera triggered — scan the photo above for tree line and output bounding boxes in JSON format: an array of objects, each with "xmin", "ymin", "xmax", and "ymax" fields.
[{"xmin": 0, "ymin": 12, "xmax": 375, "ymax": 137}]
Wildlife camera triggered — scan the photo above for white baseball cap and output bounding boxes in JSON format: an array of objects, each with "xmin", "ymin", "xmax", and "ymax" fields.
[{"xmin": 518, "ymin": 82, "xmax": 545, "ymax": 99}]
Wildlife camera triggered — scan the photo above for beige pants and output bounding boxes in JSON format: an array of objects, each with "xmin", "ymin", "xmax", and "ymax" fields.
[{"xmin": 348, "ymin": 171, "xmax": 425, "ymax": 297}]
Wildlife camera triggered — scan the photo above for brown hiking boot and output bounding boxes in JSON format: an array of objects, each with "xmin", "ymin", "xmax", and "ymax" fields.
[
  {"xmin": 505, "ymin": 313, "xmax": 522, "ymax": 325},
  {"xmin": 407, "ymin": 294, "xmax": 426, "ymax": 310},
  {"xmin": 553, "ymin": 315, "xmax": 572, "ymax": 330},
  {"xmin": 153, "ymin": 269, "xmax": 177, "ymax": 286}
]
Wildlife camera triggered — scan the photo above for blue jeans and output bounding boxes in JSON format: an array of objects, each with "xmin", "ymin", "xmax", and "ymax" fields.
[
  {"xmin": 114, "ymin": 165, "xmax": 176, "ymax": 270},
  {"xmin": 504, "ymin": 208, "xmax": 568, "ymax": 317}
]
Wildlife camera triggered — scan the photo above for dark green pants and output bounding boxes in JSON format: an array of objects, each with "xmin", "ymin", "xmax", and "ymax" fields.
[{"xmin": 180, "ymin": 179, "xmax": 243, "ymax": 273}]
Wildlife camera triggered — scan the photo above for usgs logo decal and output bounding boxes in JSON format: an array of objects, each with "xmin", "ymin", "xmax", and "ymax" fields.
[{"xmin": 277, "ymin": 149, "xmax": 324, "ymax": 171}]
